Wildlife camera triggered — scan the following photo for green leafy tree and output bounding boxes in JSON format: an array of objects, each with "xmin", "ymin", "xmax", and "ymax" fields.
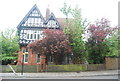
[
  {"xmin": 105, "ymin": 29, "xmax": 119, "ymax": 57},
  {"xmin": 60, "ymin": 3, "xmax": 89, "ymax": 64},
  {"xmin": 1, "ymin": 28, "xmax": 19, "ymax": 65},
  {"xmin": 60, "ymin": 2, "xmax": 71, "ymax": 22}
]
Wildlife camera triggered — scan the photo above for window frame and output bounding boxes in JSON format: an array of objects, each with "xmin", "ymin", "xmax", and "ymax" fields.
[{"xmin": 23, "ymin": 48, "xmax": 29, "ymax": 63}]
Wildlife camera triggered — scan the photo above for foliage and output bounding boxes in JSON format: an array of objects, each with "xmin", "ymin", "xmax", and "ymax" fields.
[
  {"xmin": 60, "ymin": 2, "xmax": 71, "ymax": 21},
  {"xmin": 86, "ymin": 18, "xmax": 117, "ymax": 64},
  {"xmin": 60, "ymin": 3, "xmax": 89, "ymax": 64},
  {"xmin": 27, "ymin": 29, "xmax": 71, "ymax": 65},
  {"xmin": 63, "ymin": 64, "xmax": 86, "ymax": 71},
  {"xmin": 105, "ymin": 29, "xmax": 119, "ymax": 57},
  {"xmin": 1, "ymin": 28, "xmax": 19, "ymax": 65}
]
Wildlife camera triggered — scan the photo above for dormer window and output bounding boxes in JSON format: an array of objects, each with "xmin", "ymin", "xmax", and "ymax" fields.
[{"xmin": 45, "ymin": 13, "xmax": 60, "ymax": 29}]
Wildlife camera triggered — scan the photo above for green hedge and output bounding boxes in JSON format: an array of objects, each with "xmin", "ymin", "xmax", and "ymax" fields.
[
  {"xmin": 2, "ymin": 65, "xmax": 17, "ymax": 73},
  {"xmin": 1, "ymin": 64, "xmax": 105, "ymax": 73},
  {"xmin": 2, "ymin": 65, "xmax": 37, "ymax": 73},
  {"xmin": 47, "ymin": 65, "xmax": 86, "ymax": 72}
]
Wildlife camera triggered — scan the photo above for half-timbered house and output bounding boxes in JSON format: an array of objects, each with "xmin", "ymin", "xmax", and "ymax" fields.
[{"xmin": 17, "ymin": 4, "xmax": 63, "ymax": 65}]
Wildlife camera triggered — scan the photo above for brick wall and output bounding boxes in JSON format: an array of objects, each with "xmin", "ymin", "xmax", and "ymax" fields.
[
  {"xmin": 17, "ymin": 46, "xmax": 25, "ymax": 65},
  {"xmin": 17, "ymin": 46, "xmax": 39, "ymax": 65}
]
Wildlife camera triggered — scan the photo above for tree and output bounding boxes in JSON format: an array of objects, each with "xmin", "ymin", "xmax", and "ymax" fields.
[
  {"xmin": 1, "ymin": 28, "xmax": 19, "ymax": 65},
  {"xmin": 105, "ymin": 29, "xmax": 119, "ymax": 57},
  {"xmin": 27, "ymin": 29, "xmax": 71, "ymax": 65},
  {"xmin": 60, "ymin": 3, "xmax": 89, "ymax": 64},
  {"xmin": 60, "ymin": 2, "xmax": 71, "ymax": 22},
  {"xmin": 86, "ymin": 18, "xmax": 117, "ymax": 64}
]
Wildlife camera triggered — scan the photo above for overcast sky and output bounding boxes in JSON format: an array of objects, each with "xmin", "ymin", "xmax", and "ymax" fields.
[{"xmin": 0, "ymin": 0, "xmax": 119, "ymax": 32}]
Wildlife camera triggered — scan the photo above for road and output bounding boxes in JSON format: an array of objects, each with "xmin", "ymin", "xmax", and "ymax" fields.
[
  {"xmin": 1, "ymin": 74, "xmax": 119, "ymax": 79},
  {"xmin": 74, "ymin": 75, "xmax": 119, "ymax": 79},
  {"xmin": 0, "ymin": 70, "xmax": 119, "ymax": 79}
]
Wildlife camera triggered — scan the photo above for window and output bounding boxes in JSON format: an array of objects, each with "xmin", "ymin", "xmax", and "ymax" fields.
[
  {"xmin": 34, "ymin": 34, "xmax": 36, "ymax": 39},
  {"xmin": 27, "ymin": 34, "xmax": 29, "ymax": 39},
  {"xmin": 22, "ymin": 33, "xmax": 27, "ymax": 39},
  {"xmin": 25, "ymin": 30, "xmax": 43, "ymax": 40},
  {"xmin": 21, "ymin": 30, "xmax": 23, "ymax": 33},
  {"xmin": 37, "ymin": 34, "xmax": 40, "ymax": 39},
  {"xmin": 36, "ymin": 54, "xmax": 40, "ymax": 63},
  {"xmin": 50, "ymin": 56, "xmax": 53, "ymax": 62},
  {"xmin": 30, "ymin": 34, "xmax": 33, "ymax": 39},
  {"xmin": 24, "ymin": 54, "xmax": 28, "ymax": 63},
  {"xmin": 23, "ymin": 48, "xmax": 28, "ymax": 63}
]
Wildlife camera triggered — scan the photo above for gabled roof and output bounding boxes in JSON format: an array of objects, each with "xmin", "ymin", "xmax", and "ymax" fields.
[
  {"xmin": 45, "ymin": 12, "xmax": 60, "ymax": 27},
  {"xmin": 57, "ymin": 18, "xmax": 73, "ymax": 29},
  {"xmin": 57, "ymin": 18, "xmax": 66, "ymax": 28},
  {"xmin": 17, "ymin": 4, "xmax": 45, "ymax": 29}
]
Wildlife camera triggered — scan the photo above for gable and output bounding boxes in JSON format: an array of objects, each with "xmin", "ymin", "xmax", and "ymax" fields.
[
  {"xmin": 17, "ymin": 4, "xmax": 45, "ymax": 30},
  {"xmin": 45, "ymin": 13, "xmax": 60, "ymax": 29}
]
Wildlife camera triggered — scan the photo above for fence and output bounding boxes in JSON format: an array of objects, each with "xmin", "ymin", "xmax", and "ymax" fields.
[{"xmin": 105, "ymin": 57, "xmax": 120, "ymax": 70}]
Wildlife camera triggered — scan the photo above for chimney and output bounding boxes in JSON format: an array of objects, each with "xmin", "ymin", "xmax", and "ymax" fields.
[{"xmin": 46, "ymin": 5, "xmax": 50, "ymax": 20}]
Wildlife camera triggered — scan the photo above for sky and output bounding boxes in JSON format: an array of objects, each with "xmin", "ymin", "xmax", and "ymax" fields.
[{"xmin": 0, "ymin": 0, "xmax": 119, "ymax": 32}]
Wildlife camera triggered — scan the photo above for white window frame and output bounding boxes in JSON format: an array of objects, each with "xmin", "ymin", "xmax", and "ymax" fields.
[
  {"xmin": 23, "ymin": 48, "xmax": 28, "ymax": 63},
  {"xmin": 26, "ymin": 30, "xmax": 43, "ymax": 40}
]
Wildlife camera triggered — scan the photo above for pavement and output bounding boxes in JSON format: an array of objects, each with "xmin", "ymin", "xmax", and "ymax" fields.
[{"xmin": 0, "ymin": 70, "xmax": 119, "ymax": 79}]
